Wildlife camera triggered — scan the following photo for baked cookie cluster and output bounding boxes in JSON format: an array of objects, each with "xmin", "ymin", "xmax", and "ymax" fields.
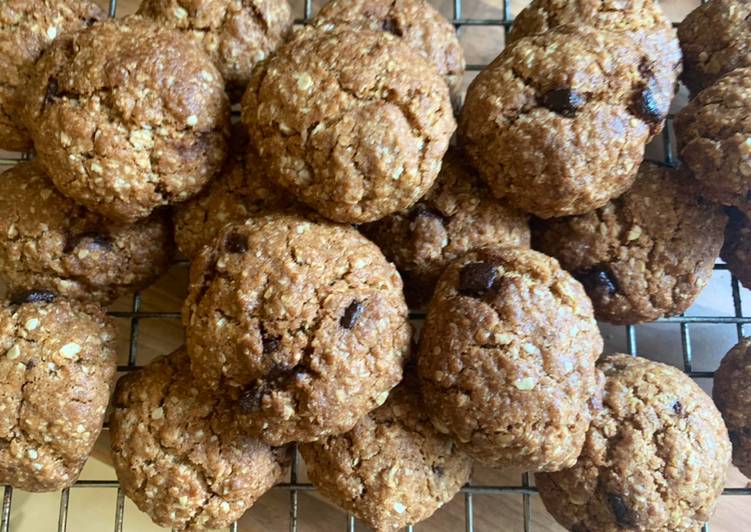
[{"xmin": 0, "ymin": 0, "xmax": 744, "ymax": 530}]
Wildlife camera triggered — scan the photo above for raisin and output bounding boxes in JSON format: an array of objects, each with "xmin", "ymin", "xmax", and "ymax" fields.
[
  {"xmin": 381, "ymin": 17, "xmax": 402, "ymax": 36},
  {"xmin": 541, "ymin": 88, "xmax": 586, "ymax": 117},
  {"xmin": 673, "ymin": 401, "xmax": 683, "ymax": 415},
  {"xmin": 44, "ymin": 78, "xmax": 60, "ymax": 107},
  {"xmin": 262, "ymin": 335, "xmax": 281, "ymax": 354},
  {"xmin": 577, "ymin": 267, "xmax": 619, "ymax": 296},
  {"xmin": 238, "ymin": 386, "xmax": 265, "ymax": 413},
  {"xmin": 224, "ymin": 232, "xmax": 248, "ymax": 253},
  {"xmin": 340, "ymin": 300, "xmax": 364, "ymax": 329},
  {"xmin": 411, "ymin": 203, "xmax": 445, "ymax": 224},
  {"xmin": 607, "ymin": 493, "xmax": 635, "ymax": 528},
  {"xmin": 630, "ymin": 83, "xmax": 663, "ymax": 126},
  {"xmin": 458, "ymin": 262, "xmax": 498, "ymax": 297},
  {"xmin": 432, "ymin": 465, "xmax": 444, "ymax": 477},
  {"xmin": 10, "ymin": 290, "xmax": 57, "ymax": 305}
]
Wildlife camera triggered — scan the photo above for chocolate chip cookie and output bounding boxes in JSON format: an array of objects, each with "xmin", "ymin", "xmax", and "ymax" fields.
[
  {"xmin": 23, "ymin": 15, "xmax": 230, "ymax": 224},
  {"xmin": 459, "ymin": 25, "xmax": 668, "ymax": 219},
  {"xmin": 537, "ymin": 354, "xmax": 731, "ymax": 532},
  {"xmin": 241, "ymin": 25, "xmax": 455, "ymax": 224},
  {"xmin": 110, "ymin": 347, "xmax": 291, "ymax": 531},
  {"xmin": 678, "ymin": 0, "xmax": 751, "ymax": 94},
  {"xmin": 675, "ymin": 67, "xmax": 751, "ymax": 214},
  {"xmin": 173, "ymin": 125, "xmax": 292, "ymax": 259},
  {"xmin": 361, "ymin": 147, "xmax": 530, "ymax": 306},
  {"xmin": 721, "ymin": 208, "xmax": 751, "ymax": 290},
  {"xmin": 417, "ymin": 247, "xmax": 603, "ymax": 471},
  {"xmin": 713, "ymin": 337, "xmax": 751, "ymax": 479},
  {"xmin": 314, "ymin": 0, "xmax": 465, "ymax": 104},
  {"xmin": 183, "ymin": 212, "xmax": 411, "ymax": 445},
  {"xmin": 533, "ymin": 162, "xmax": 727, "ymax": 325},
  {"xmin": 300, "ymin": 372, "xmax": 472, "ymax": 531},
  {"xmin": 0, "ymin": 0, "xmax": 104, "ymax": 152},
  {"xmin": 137, "ymin": 0, "xmax": 292, "ymax": 101},
  {"xmin": 0, "ymin": 294, "xmax": 116, "ymax": 492},
  {"xmin": 0, "ymin": 162, "xmax": 173, "ymax": 304}
]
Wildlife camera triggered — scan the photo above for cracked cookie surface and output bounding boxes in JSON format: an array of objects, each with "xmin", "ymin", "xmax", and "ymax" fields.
[
  {"xmin": 713, "ymin": 337, "xmax": 751, "ymax": 479},
  {"xmin": 110, "ymin": 347, "xmax": 291, "ymax": 531},
  {"xmin": 0, "ymin": 295, "xmax": 116, "ymax": 492},
  {"xmin": 0, "ymin": 0, "xmax": 104, "ymax": 152},
  {"xmin": 417, "ymin": 247, "xmax": 603, "ymax": 471},
  {"xmin": 137, "ymin": 0, "xmax": 292, "ymax": 101},
  {"xmin": 361, "ymin": 147, "xmax": 530, "ymax": 306},
  {"xmin": 459, "ymin": 25, "xmax": 666, "ymax": 219},
  {"xmin": 675, "ymin": 67, "xmax": 751, "ymax": 214},
  {"xmin": 313, "ymin": 0, "xmax": 465, "ymax": 104},
  {"xmin": 721, "ymin": 208, "xmax": 751, "ymax": 290},
  {"xmin": 23, "ymin": 15, "xmax": 230, "ymax": 224},
  {"xmin": 241, "ymin": 25, "xmax": 455, "ymax": 224},
  {"xmin": 533, "ymin": 162, "xmax": 726, "ymax": 325},
  {"xmin": 678, "ymin": 0, "xmax": 751, "ymax": 94},
  {"xmin": 0, "ymin": 162, "xmax": 173, "ymax": 304},
  {"xmin": 537, "ymin": 354, "xmax": 731, "ymax": 532},
  {"xmin": 183, "ymin": 212, "xmax": 411, "ymax": 445},
  {"xmin": 299, "ymin": 372, "xmax": 472, "ymax": 531}
]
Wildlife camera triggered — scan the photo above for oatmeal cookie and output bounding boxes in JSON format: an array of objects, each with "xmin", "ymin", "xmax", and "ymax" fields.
[
  {"xmin": 299, "ymin": 373, "xmax": 472, "ymax": 531},
  {"xmin": 721, "ymin": 208, "xmax": 751, "ymax": 290},
  {"xmin": 0, "ymin": 162, "xmax": 173, "ymax": 304},
  {"xmin": 675, "ymin": 67, "xmax": 751, "ymax": 214},
  {"xmin": 183, "ymin": 212, "xmax": 411, "ymax": 445},
  {"xmin": 459, "ymin": 25, "xmax": 667, "ymax": 219},
  {"xmin": 533, "ymin": 162, "xmax": 727, "ymax": 325},
  {"xmin": 361, "ymin": 147, "xmax": 530, "ymax": 306},
  {"xmin": 0, "ymin": 0, "xmax": 104, "ymax": 152},
  {"xmin": 417, "ymin": 247, "xmax": 603, "ymax": 471},
  {"xmin": 678, "ymin": 0, "xmax": 751, "ymax": 94},
  {"xmin": 314, "ymin": 0, "xmax": 465, "ymax": 103},
  {"xmin": 241, "ymin": 25, "xmax": 455, "ymax": 224},
  {"xmin": 23, "ymin": 15, "xmax": 230, "ymax": 224},
  {"xmin": 537, "ymin": 354, "xmax": 731, "ymax": 532},
  {"xmin": 0, "ymin": 294, "xmax": 116, "ymax": 492},
  {"xmin": 110, "ymin": 347, "xmax": 291, "ymax": 530},
  {"xmin": 713, "ymin": 338, "xmax": 751, "ymax": 478},
  {"xmin": 137, "ymin": 0, "xmax": 292, "ymax": 101}
]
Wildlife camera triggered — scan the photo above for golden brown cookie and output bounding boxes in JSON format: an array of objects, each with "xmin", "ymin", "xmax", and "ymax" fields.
[
  {"xmin": 0, "ymin": 294, "xmax": 116, "ymax": 492},
  {"xmin": 137, "ymin": 0, "xmax": 292, "ymax": 101},
  {"xmin": 0, "ymin": 162, "xmax": 173, "ymax": 304},
  {"xmin": 361, "ymin": 147, "xmax": 530, "ymax": 306},
  {"xmin": 241, "ymin": 25, "xmax": 455, "ymax": 224},
  {"xmin": 533, "ymin": 162, "xmax": 727, "ymax": 324},
  {"xmin": 0, "ymin": 0, "xmax": 104, "ymax": 152},
  {"xmin": 300, "ymin": 373, "xmax": 472, "ymax": 531},
  {"xmin": 537, "ymin": 354, "xmax": 731, "ymax": 532},
  {"xmin": 417, "ymin": 247, "xmax": 603, "ymax": 471},
  {"xmin": 23, "ymin": 15, "xmax": 230, "ymax": 223},
  {"xmin": 110, "ymin": 347, "xmax": 291, "ymax": 531},
  {"xmin": 183, "ymin": 212, "xmax": 411, "ymax": 445},
  {"xmin": 459, "ymin": 25, "xmax": 666, "ymax": 219}
]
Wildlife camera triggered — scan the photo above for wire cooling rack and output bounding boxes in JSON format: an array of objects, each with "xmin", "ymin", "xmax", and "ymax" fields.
[{"xmin": 1, "ymin": 0, "xmax": 750, "ymax": 531}]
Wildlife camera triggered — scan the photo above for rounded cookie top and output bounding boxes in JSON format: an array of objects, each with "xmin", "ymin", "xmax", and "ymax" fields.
[
  {"xmin": 721, "ymin": 208, "xmax": 751, "ymax": 291},
  {"xmin": 314, "ymin": 0, "xmax": 465, "ymax": 101},
  {"xmin": 137, "ymin": 0, "xmax": 292, "ymax": 101},
  {"xmin": 0, "ymin": 0, "xmax": 104, "ymax": 152},
  {"xmin": 675, "ymin": 67, "xmax": 751, "ymax": 213},
  {"xmin": 361, "ymin": 147, "xmax": 530, "ymax": 306},
  {"xmin": 0, "ymin": 295, "xmax": 116, "ymax": 492},
  {"xmin": 241, "ymin": 25, "xmax": 456, "ymax": 224},
  {"xmin": 299, "ymin": 373, "xmax": 472, "ymax": 531},
  {"xmin": 110, "ymin": 347, "xmax": 291, "ymax": 531},
  {"xmin": 713, "ymin": 337, "xmax": 751, "ymax": 479},
  {"xmin": 678, "ymin": 0, "xmax": 751, "ymax": 94},
  {"xmin": 23, "ymin": 15, "xmax": 230, "ymax": 224},
  {"xmin": 183, "ymin": 212, "xmax": 411, "ymax": 445},
  {"xmin": 417, "ymin": 247, "xmax": 603, "ymax": 471},
  {"xmin": 537, "ymin": 354, "xmax": 731, "ymax": 532},
  {"xmin": 533, "ymin": 162, "xmax": 727, "ymax": 325},
  {"xmin": 0, "ymin": 162, "xmax": 173, "ymax": 304},
  {"xmin": 459, "ymin": 25, "xmax": 666, "ymax": 219}
]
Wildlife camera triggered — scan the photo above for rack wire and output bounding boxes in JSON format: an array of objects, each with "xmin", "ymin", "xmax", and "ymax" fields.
[{"xmin": 0, "ymin": 0, "xmax": 749, "ymax": 530}]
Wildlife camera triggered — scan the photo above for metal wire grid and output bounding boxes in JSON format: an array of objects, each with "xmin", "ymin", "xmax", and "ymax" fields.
[{"xmin": 0, "ymin": 0, "xmax": 748, "ymax": 530}]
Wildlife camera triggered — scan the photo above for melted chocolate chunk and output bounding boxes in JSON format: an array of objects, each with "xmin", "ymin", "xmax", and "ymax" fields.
[
  {"xmin": 381, "ymin": 17, "xmax": 403, "ymax": 36},
  {"xmin": 64, "ymin": 232, "xmax": 113, "ymax": 254},
  {"xmin": 673, "ymin": 401, "xmax": 683, "ymax": 415},
  {"xmin": 541, "ymin": 88, "xmax": 586, "ymax": 118},
  {"xmin": 576, "ymin": 267, "xmax": 619, "ymax": 297},
  {"xmin": 458, "ymin": 262, "xmax": 498, "ymax": 297},
  {"xmin": 224, "ymin": 232, "xmax": 248, "ymax": 253},
  {"xmin": 607, "ymin": 493, "xmax": 635, "ymax": 528},
  {"xmin": 340, "ymin": 300, "xmax": 364, "ymax": 329},
  {"xmin": 10, "ymin": 290, "xmax": 57, "ymax": 305}
]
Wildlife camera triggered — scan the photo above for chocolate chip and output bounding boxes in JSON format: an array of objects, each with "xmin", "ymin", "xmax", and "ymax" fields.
[
  {"xmin": 224, "ymin": 232, "xmax": 248, "ymax": 253},
  {"xmin": 607, "ymin": 493, "xmax": 635, "ymax": 528},
  {"xmin": 64, "ymin": 232, "xmax": 112, "ymax": 254},
  {"xmin": 576, "ymin": 267, "xmax": 619, "ymax": 296},
  {"xmin": 458, "ymin": 262, "xmax": 498, "ymax": 297},
  {"xmin": 673, "ymin": 401, "xmax": 683, "ymax": 415},
  {"xmin": 432, "ymin": 465, "xmax": 444, "ymax": 477},
  {"xmin": 340, "ymin": 300, "xmax": 364, "ymax": 329},
  {"xmin": 238, "ymin": 386, "xmax": 264, "ymax": 413},
  {"xmin": 381, "ymin": 17, "xmax": 402, "ymax": 36},
  {"xmin": 262, "ymin": 335, "xmax": 281, "ymax": 354},
  {"xmin": 541, "ymin": 88, "xmax": 586, "ymax": 118},
  {"xmin": 10, "ymin": 290, "xmax": 57, "ymax": 305}
]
